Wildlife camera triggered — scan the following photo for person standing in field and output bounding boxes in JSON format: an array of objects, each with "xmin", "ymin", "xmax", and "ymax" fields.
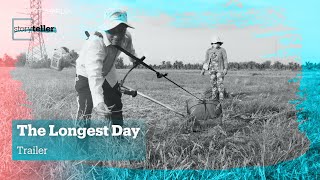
[
  {"xmin": 201, "ymin": 36, "xmax": 228, "ymax": 101},
  {"xmin": 75, "ymin": 9, "xmax": 136, "ymax": 130}
]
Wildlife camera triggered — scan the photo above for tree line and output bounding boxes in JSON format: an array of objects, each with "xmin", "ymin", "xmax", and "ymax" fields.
[
  {"xmin": 115, "ymin": 57, "xmax": 303, "ymax": 71},
  {"xmin": 0, "ymin": 53, "xmax": 315, "ymax": 71},
  {"xmin": 0, "ymin": 53, "xmax": 27, "ymax": 67}
]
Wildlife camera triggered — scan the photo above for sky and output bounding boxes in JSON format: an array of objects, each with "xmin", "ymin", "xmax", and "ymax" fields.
[{"xmin": 1, "ymin": 0, "xmax": 319, "ymax": 65}]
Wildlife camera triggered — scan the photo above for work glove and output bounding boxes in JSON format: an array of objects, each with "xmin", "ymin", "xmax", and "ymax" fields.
[
  {"xmin": 95, "ymin": 102, "xmax": 112, "ymax": 116},
  {"xmin": 133, "ymin": 61, "xmax": 139, "ymax": 67}
]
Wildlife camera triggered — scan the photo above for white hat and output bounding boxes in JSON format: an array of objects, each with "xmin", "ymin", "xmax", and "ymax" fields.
[
  {"xmin": 211, "ymin": 36, "xmax": 223, "ymax": 44},
  {"xmin": 99, "ymin": 9, "xmax": 134, "ymax": 31}
]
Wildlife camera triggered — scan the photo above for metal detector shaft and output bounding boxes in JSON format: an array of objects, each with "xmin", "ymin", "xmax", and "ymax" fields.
[
  {"xmin": 58, "ymin": 61, "xmax": 185, "ymax": 117},
  {"xmin": 122, "ymin": 85, "xmax": 185, "ymax": 117},
  {"xmin": 113, "ymin": 45, "xmax": 202, "ymax": 101}
]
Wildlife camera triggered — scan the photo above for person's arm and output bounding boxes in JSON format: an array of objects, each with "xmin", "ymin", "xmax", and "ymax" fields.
[
  {"xmin": 222, "ymin": 48, "xmax": 228, "ymax": 75},
  {"xmin": 204, "ymin": 49, "xmax": 209, "ymax": 66},
  {"xmin": 85, "ymin": 36, "xmax": 106, "ymax": 108},
  {"xmin": 201, "ymin": 49, "xmax": 209, "ymax": 75},
  {"xmin": 124, "ymin": 31, "xmax": 136, "ymax": 63}
]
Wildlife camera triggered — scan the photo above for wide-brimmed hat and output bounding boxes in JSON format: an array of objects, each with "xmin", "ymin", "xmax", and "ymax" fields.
[
  {"xmin": 99, "ymin": 9, "xmax": 134, "ymax": 31},
  {"xmin": 211, "ymin": 36, "xmax": 223, "ymax": 44}
]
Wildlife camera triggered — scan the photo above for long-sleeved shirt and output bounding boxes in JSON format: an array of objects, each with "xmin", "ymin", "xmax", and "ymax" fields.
[
  {"xmin": 76, "ymin": 30, "xmax": 135, "ymax": 107},
  {"xmin": 203, "ymin": 47, "xmax": 228, "ymax": 71}
]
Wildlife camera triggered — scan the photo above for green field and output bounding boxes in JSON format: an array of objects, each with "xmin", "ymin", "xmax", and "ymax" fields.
[{"xmin": 10, "ymin": 67, "xmax": 309, "ymax": 178}]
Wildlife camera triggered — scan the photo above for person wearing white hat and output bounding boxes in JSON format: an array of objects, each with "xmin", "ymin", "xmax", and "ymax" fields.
[
  {"xmin": 201, "ymin": 36, "xmax": 228, "ymax": 101},
  {"xmin": 75, "ymin": 9, "xmax": 136, "ymax": 131}
]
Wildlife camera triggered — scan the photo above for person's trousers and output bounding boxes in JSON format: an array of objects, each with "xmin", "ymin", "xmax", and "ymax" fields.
[
  {"xmin": 75, "ymin": 75, "xmax": 123, "ymax": 126},
  {"xmin": 74, "ymin": 75, "xmax": 123, "ymax": 153},
  {"xmin": 209, "ymin": 70, "xmax": 225, "ymax": 101}
]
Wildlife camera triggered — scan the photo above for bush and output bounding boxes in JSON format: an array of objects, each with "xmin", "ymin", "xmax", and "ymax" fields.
[
  {"xmin": 16, "ymin": 53, "xmax": 27, "ymax": 67},
  {"xmin": 0, "ymin": 54, "xmax": 16, "ymax": 67},
  {"xmin": 27, "ymin": 58, "xmax": 51, "ymax": 69}
]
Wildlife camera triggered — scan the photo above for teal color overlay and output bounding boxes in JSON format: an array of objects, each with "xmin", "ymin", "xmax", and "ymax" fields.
[
  {"xmin": 12, "ymin": 120, "xmax": 146, "ymax": 161},
  {"xmin": 78, "ymin": 69, "xmax": 319, "ymax": 179}
]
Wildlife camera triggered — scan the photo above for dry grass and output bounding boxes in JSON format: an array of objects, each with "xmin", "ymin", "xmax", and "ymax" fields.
[{"xmin": 7, "ymin": 67, "xmax": 309, "ymax": 179}]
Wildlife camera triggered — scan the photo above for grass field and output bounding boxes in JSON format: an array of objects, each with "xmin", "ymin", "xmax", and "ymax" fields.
[{"xmin": 8, "ymin": 67, "xmax": 309, "ymax": 178}]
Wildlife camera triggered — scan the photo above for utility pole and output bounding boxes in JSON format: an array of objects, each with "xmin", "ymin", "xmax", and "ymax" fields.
[{"xmin": 27, "ymin": 0, "xmax": 47, "ymax": 66}]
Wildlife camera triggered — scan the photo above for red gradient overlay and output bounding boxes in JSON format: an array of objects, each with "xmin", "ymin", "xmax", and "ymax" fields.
[
  {"xmin": 0, "ymin": 66, "xmax": 45, "ymax": 179},
  {"xmin": 1, "ymin": 1, "xmax": 56, "ymax": 178}
]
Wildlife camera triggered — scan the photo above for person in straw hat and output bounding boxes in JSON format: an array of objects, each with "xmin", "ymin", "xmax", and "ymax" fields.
[
  {"xmin": 75, "ymin": 9, "xmax": 136, "ymax": 133},
  {"xmin": 201, "ymin": 36, "xmax": 228, "ymax": 101}
]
